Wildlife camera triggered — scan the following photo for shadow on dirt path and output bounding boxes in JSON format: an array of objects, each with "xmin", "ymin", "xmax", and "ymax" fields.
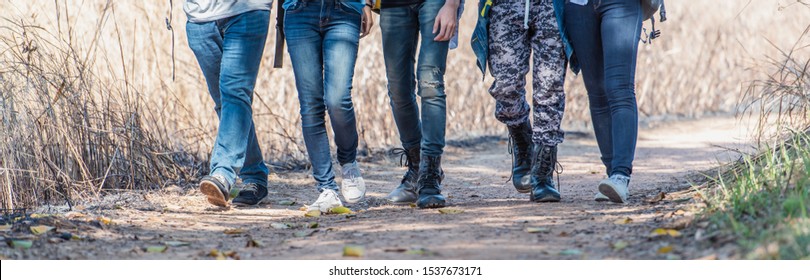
[{"xmin": 1, "ymin": 117, "xmax": 756, "ymax": 259}]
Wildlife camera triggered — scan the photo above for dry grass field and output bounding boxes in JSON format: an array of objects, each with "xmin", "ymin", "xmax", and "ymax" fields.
[{"xmin": 1, "ymin": 0, "xmax": 808, "ymax": 209}]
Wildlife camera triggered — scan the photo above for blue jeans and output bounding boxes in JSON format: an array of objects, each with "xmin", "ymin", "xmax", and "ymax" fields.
[
  {"xmin": 285, "ymin": 0, "xmax": 361, "ymax": 191},
  {"xmin": 380, "ymin": 0, "xmax": 449, "ymax": 157},
  {"xmin": 186, "ymin": 10, "xmax": 270, "ymax": 187},
  {"xmin": 564, "ymin": 0, "xmax": 642, "ymax": 177}
]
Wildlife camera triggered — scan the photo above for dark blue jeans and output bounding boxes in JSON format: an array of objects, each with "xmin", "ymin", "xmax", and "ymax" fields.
[
  {"xmin": 186, "ymin": 10, "xmax": 270, "ymax": 187},
  {"xmin": 380, "ymin": 0, "xmax": 449, "ymax": 157},
  {"xmin": 564, "ymin": 0, "xmax": 642, "ymax": 177},
  {"xmin": 285, "ymin": 0, "xmax": 361, "ymax": 191}
]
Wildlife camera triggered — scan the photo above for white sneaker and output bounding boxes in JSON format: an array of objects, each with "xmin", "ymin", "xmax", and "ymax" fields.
[
  {"xmin": 340, "ymin": 161, "xmax": 366, "ymax": 204},
  {"xmin": 307, "ymin": 189, "xmax": 343, "ymax": 212},
  {"xmin": 594, "ymin": 191, "xmax": 610, "ymax": 202},
  {"xmin": 598, "ymin": 174, "xmax": 630, "ymax": 203}
]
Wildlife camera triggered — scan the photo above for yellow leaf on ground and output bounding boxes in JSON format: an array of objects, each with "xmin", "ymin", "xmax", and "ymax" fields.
[
  {"xmin": 329, "ymin": 206, "xmax": 353, "ymax": 214},
  {"xmin": 246, "ymin": 239, "xmax": 264, "ymax": 248},
  {"xmin": 224, "ymin": 228, "xmax": 245, "ymax": 234},
  {"xmin": 308, "ymin": 222, "xmax": 319, "ymax": 229},
  {"xmin": 278, "ymin": 200, "xmax": 296, "ymax": 206},
  {"xmin": 666, "ymin": 229, "xmax": 682, "ymax": 237},
  {"xmin": 525, "ymin": 227, "xmax": 550, "ymax": 234},
  {"xmin": 438, "ymin": 208, "xmax": 464, "ymax": 214},
  {"xmin": 343, "ymin": 245, "xmax": 365, "ymax": 257},
  {"xmin": 0, "ymin": 224, "xmax": 11, "ymax": 232},
  {"xmin": 30, "ymin": 225, "xmax": 55, "ymax": 235},
  {"xmin": 97, "ymin": 216, "xmax": 113, "ymax": 225},
  {"xmin": 612, "ymin": 241, "xmax": 629, "ymax": 251},
  {"xmin": 30, "ymin": 213, "xmax": 51, "ymax": 219},
  {"xmin": 305, "ymin": 210, "xmax": 321, "ymax": 217},
  {"xmin": 209, "ymin": 249, "xmax": 226, "ymax": 260},
  {"xmin": 614, "ymin": 217, "xmax": 633, "ymax": 225},
  {"xmin": 146, "ymin": 246, "xmax": 167, "ymax": 253},
  {"xmin": 651, "ymin": 228, "xmax": 668, "ymax": 236},
  {"xmin": 657, "ymin": 245, "xmax": 674, "ymax": 254}
]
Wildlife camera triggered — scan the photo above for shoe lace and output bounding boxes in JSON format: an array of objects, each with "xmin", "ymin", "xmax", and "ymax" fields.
[
  {"xmin": 532, "ymin": 146, "xmax": 564, "ymax": 192},
  {"xmin": 392, "ymin": 148, "xmax": 418, "ymax": 183},
  {"xmin": 241, "ymin": 183, "xmax": 258, "ymax": 194}
]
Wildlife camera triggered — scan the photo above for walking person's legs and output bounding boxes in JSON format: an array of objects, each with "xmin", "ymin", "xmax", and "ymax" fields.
[
  {"xmin": 487, "ymin": 1, "xmax": 533, "ymax": 193},
  {"xmin": 527, "ymin": 0, "xmax": 566, "ymax": 202},
  {"xmin": 186, "ymin": 10, "xmax": 270, "ymax": 207}
]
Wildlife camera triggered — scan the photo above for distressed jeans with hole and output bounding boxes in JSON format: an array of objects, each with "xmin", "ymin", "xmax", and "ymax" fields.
[{"xmin": 380, "ymin": 0, "xmax": 449, "ymax": 157}]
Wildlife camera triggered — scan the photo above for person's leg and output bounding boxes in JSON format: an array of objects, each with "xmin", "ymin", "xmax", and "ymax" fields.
[
  {"xmin": 527, "ymin": 0, "xmax": 566, "ymax": 203},
  {"xmin": 187, "ymin": 19, "xmax": 233, "ymax": 206},
  {"xmin": 416, "ymin": 0, "xmax": 449, "ymax": 158},
  {"xmin": 564, "ymin": 1, "xmax": 612, "ymax": 175},
  {"xmin": 323, "ymin": 3, "xmax": 365, "ymax": 204},
  {"xmin": 211, "ymin": 10, "xmax": 270, "ymax": 186},
  {"xmin": 380, "ymin": 5, "xmax": 422, "ymax": 203},
  {"xmin": 380, "ymin": 5, "xmax": 421, "ymax": 151},
  {"xmin": 600, "ymin": 0, "xmax": 642, "ymax": 178},
  {"xmin": 414, "ymin": 0, "xmax": 450, "ymax": 209},
  {"xmin": 487, "ymin": 1, "xmax": 533, "ymax": 193},
  {"xmin": 285, "ymin": 3, "xmax": 338, "ymax": 192}
]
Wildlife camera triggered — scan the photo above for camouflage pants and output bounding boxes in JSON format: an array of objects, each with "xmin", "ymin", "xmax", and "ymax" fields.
[{"xmin": 488, "ymin": 0, "xmax": 566, "ymax": 146}]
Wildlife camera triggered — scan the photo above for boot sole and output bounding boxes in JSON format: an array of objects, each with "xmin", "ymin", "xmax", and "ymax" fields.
[
  {"xmin": 417, "ymin": 197, "xmax": 446, "ymax": 209},
  {"xmin": 532, "ymin": 196, "xmax": 561, "ymax": 203},
  {"xmin": 200, "ymin": 181, "xmax": 228, "ymax": 207},
  {"xmin": 598, "ymin": 182, "xmax": 626, "ymax": 203}
]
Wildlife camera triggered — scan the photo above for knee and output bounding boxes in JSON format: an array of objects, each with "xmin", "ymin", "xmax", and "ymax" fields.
[{"xmin": 416, "ymin": 65, "xmax": 445, "ymax": 99}]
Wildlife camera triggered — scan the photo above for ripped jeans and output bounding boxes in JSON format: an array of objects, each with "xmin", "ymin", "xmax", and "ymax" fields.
[{"xmin": 379, "ymin": 0, "xmax": 449, "ymax": 157}]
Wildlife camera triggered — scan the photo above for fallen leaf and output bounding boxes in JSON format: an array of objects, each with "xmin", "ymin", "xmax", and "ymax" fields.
[
  {"xmin": 294, "ymin": 229, "xmax": 318, "ymax": 238},
  {"xmin": 666, "ymin": 229, "xmax": 682, "ymax": 237},
  {"xmin": 65, "ymin": 212, "xmax": 86, "ymax": 219},
  {"xmin": 329, "ymin": 206, "xmax": 353, "ymax": 214},
  {"xmin": 525, "ymin": 227, "xmax": 550, "ymax": 234},
  {"xmin": 558, "ymin": 231, "xmax": 569, "ymax": 237},
  {"xmin": 405, "ymin": 248, "xmax": 439, "ymax": 256},
  {"xmin": 612, "ymin": 241, "xmax": 629, "ymax": 251},
  {"xmin": 164, "ymin": 241, "xmax": 190, "ymax": 247},
  {"xmin": 97, "ymin": 216, "xmax": 113, "ymax": 225},
  {"xmin": 308, "ymin": 222, "xmax": 319, "ymax": 229},
  {"xmin": 224, "ymin": 251, "xmax": 240, "ymax": 260},
  {"xmin": 48, "ymin": 237, "xmax": 63, "ymax": 244},
  {"xmin": 270, "ymin": 223, "xmax": 290, "ymax": 229},
  {"xmin": 278, "ymin": 200, "xmax": 296, "ymax": 206},
  {"xmin": 651, "ymin": 228, "xmax": 682, "ymax": 237},
  {"xmin": 438, "ymin": 208, "xmax": 464, "ymax": 214},
  {"xmin": 646, "ymin": 192, "xmax": 666, "ymax": 203},
  {"xmin": 208, "ymin": 249, "xmax": 225, "ymax": 260},
  {"xmin": 695, "ymin": 254, "xmax": 718, "ymax": 260},
  {"xmin": 657, "ymin": 245, "xmax": 674, "ymax": 254},
  {"xmin": 146, "ymin": 245, "xmax": 168, "ymax": 253},
  {"xmin": 246, "ymin": 238, "xmax": 264, "ymax": 248},
  {"xmin": 384, "ymin": 248, "xmax": 407, "ymax": 253},
  {"xmin": 30, "ymin": 213, "xmax": 51, "ymax": 219},
  {"xmin": 343, "ymin": 245, "xmax": 365, "ymax": 257},
  {"xmin": 30, "ymin": 225, "xmax": 55, "ymax": 235},
  {"xmin": 304, "ymin": 210, "xmax": 321, "ymax": 217},
  {"xmin": 298, "ymin": 206, "xmax": 308, "ymax": 211},
  {"xmin": 674, "ymin": 209, "xmax": 686, "ymax": 215},
  {"xmin": 224, "ymin": 228, "xmax": 246, "ymax": 234},
  {"xmin": 408, "ymin": 203, "xmax": 417, "ymax": 208},
  {"xmin": 9, "ymin": 240, "xmax": 33, "ymax": 249},
  {"xmin": 613, "ymin": 217, "xmax": 633, "ymax": 225},
  {"xmin": 0, "ymin": 224, "xmax": 12, "ymax": 232},
  {"xmin": 559, "ymin": 249, "xmax": 582, "ymax": 256}
]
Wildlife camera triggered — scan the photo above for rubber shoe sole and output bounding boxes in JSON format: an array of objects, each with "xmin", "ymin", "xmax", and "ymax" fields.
[
  {"xmin": 516, "ymin": 176, "xmax": 533, "ymax": 193},
  {"xmin": 200, "ymin": 180, "xmax": 228, "ymax": 207},
  {"xmin": 417, "ymin": 195, "xmax": 446, "ymax": 209},
  {"xmin": 598, "ymin": 181, "xmax": 626, "ymax": 203}
]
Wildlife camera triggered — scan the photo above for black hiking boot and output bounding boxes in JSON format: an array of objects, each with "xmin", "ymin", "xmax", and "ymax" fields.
[
  {"xmin": 386, "ymin": 146, "xmax": 421, "ymax": 204},
  {"xmin": 416, "ymin": 155, "xmax": 446, "ymax": 209},
  {"xmin": 232, "ymin": 182, "xmax": 268, "ymax": 206},
  {"xmin": 529, "ymin": 145, "xmax": 562, "ymax": 202},
  {"xmin": 199, "ymin": 174, "xmax": 231, "ymax": 207},
  {"xmin": 508, "ymin": 122, "xmax": 534, "ymax": 193}
]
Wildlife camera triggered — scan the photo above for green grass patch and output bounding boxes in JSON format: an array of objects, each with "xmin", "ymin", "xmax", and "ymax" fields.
[{"xmin": 703, "ymin": 132, "xmax": 810, "ymax": 259}]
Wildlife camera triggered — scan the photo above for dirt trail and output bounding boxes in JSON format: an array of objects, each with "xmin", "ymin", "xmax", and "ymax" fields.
[{"xmin": 1, "ymin": 117, "xmax": 756, "ymax": 259}]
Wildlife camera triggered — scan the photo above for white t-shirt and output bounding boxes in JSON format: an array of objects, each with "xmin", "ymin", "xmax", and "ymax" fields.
[{"xmin": 184, "ymin": 0, "xmax": 273, "ymax": 23}]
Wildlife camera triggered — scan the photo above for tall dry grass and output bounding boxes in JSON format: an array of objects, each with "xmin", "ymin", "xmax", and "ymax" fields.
[{"xmin": 0, "ymin": 0, "xmax": 807, "ymax": 209}]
